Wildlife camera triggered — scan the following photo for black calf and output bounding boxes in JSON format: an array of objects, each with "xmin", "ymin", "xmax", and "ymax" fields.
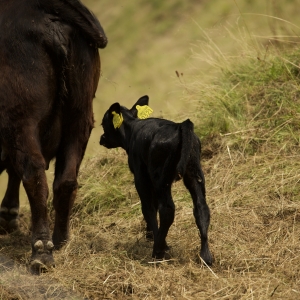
[{"xmin": 100, "ymin": 95, "xmax": 213, "ymax": 265}]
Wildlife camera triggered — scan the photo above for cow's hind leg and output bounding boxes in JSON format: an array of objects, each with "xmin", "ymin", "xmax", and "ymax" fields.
[
  {"xmin": 52, "ymin": 120, "xmax": 93, "ymax": 249},
  {"xmin": 51, "ymin": 35, "xmax": 98, "ymax": 249},
  {"xmin": 52, "ymin": 151, "xmax": 80, "ymax": 249},
  {"xmin": 183, "ymin": 167, "xmax": 213, "ymax": 266},
  {"xmin": 0, "ymin": 164, "xmax": 21, "ymax": 233},
  {"xmin": 12, "ymin": 143, "xmax": 54, "ymax": 272}
]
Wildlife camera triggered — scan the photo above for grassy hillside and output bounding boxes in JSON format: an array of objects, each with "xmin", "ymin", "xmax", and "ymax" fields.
[
  {"xmin": 85, "ymin": 0, "xmax": 300, "ymax": 154},
  {"xmin": 4, "ymin": 45, "xmax": 299, "ymax": 298},
  {"xmin": 1, "ymin": 0, "xmax": 299, "ymax": 198},
  {"xmin": 2, "ymin": 0, "xmax": 300, "ymax": 299},
  {"xmin": 53, "ymin": 42, "xmax": 300, "ymax": 299}
]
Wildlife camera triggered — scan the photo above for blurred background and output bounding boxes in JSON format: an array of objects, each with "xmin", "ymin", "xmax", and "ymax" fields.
[
  {"xmin": 87, "ymin": 0, "xmax": 300, "ymax": 153},
  {"xmin": 1, "ymin": 0, "xmax": 300, "ymax": 206}
]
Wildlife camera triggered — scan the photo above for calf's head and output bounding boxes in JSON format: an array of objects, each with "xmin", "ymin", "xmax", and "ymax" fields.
[{"xmin": 100, "ymin": 95, "xmax": 152, "ymax": 149}]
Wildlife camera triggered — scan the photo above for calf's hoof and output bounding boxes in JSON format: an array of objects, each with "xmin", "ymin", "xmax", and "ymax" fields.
[
  {"xmin": 152, "ymin": 251, "xmax": 164, "ymax": 260},
  {"xmin": 200, "ymin": 247, "xmax": 213, "ymax": 266},
  {"xmin": 0, "ymin": 207, "xmax": 19, "ymax": 233},
  {"xmin": 146, "ymin": 230, "xmax": 154, "ymax": 241},
  {"xmin": 151, "ymin": 240, "xmax": 172, "ymax": 262},
  {"xmin": 30, "ymin": 240, "xmax": 55, "ymax": 274},
  {"xmin": 152, "ymin": 249, "xmax": 171, "ymax": 261}
]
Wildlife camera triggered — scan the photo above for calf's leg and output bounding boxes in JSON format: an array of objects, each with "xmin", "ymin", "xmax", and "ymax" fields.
[
  {"xmin": 152, "ymin": 188, "xmax": 175, "ymax": 259},
  {"xmin": 145, "ymin": 197, "xmax": 158, "ymax": 240},
  {"xmin": 134, "ymin": 175, "xmax": 158, "ymax": 241},
  {"xmin": 183, "ymin": 168, "xmax": 213, "ymax": 265},
  {"xmin": 0, "ymin": 165, "xmax": 21, "ymax": 232},
  {"xmin": 134, "ymin": 176, "xmax": 172, "ymax": 253}
]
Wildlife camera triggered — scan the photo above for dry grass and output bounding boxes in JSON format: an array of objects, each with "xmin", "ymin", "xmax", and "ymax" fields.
[
  {"xmin": 1, "ymin": 142, "xmax": 300, "ymax": 299},
  {"xmin": 2, "ymin": 49, "xmax": 300, "ymax": 299}
]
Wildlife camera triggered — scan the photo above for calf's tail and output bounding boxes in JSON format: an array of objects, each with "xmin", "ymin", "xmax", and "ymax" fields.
[
  {"xmin": 40, "ymin": 0, "xmax": 108, "ymax": 48},
  {"xmin": 176, "ymin": 119, "xmax": 194, "ymax": 179}
]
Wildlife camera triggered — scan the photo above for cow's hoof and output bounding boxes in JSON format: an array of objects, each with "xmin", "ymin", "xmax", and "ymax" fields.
[
  {"xmin": 30, "ymin": 240, "xmax": 55, "ymax": 274},
  {"xmin": 52, "ymin": 229, "xmax": 68, "ymax": 250},
  {"xmin": 52, "ymin": 237, "xmax": 67, "ymax": 250},
  {"xmin": 0, "ymin": 207, "xmax": 19, "ymax": 233}
]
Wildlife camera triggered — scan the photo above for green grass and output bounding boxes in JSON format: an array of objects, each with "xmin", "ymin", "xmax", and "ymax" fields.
[
  {"xmin": 179, "ymin": 43, "xmax": 300, "ymax": 159},
  {"xmin": 73, "ymin": 151, "xmax": 137, "ymax": 218}
]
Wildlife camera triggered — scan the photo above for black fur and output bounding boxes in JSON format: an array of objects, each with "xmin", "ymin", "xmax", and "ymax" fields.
[{"xmin": 100, "ymin": 96, "xmax": 213, "ymax": 265}]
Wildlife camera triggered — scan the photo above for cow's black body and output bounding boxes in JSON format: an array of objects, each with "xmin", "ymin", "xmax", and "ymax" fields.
[
  {"xmin": 100, "ymin": 96, "xmax": 213, "ymax": 265},
  {"xmin": 0, "ymin": 0, "xmax": 107, "ymax": 272}
]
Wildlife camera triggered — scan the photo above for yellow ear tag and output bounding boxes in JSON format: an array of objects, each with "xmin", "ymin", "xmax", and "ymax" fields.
[
  {"xmin": 136, "ymin": 105, "xmax": 153, "ymax": 119},
  {"xmin": 112, "ymin": 111, "xmax": 123, "ymax": 129}
]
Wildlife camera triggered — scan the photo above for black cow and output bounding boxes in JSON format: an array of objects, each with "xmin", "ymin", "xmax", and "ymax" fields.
[
  {"xmin": 0, "ymin": 0, "xmax": 107, "ymax": 272},
  {"xmin": 100, "ymin": 96, "xmax": 213, "ymax": 265}
]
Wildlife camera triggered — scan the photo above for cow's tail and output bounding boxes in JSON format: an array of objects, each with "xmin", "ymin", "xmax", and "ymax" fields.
[
  {"xmin": 41, "ymin": 0, "xmax": 108, "ymax": 48},
  {"xmin": 176, "ymin": 119, "xmax": 194, "ymax": 179}
]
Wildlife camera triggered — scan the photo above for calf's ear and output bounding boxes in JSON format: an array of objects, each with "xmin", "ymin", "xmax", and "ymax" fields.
[
  {"xmin": 130, "ymin": 95, "xmax": 151, "ymax": 118},
  {"xmin": 108, "ymin": 103, "xmax": 123, "ymax": 129},
  {"xmin": 109, "ymin": 102, "xmax": 121, "ymax": 115},
  {"xmin": 136, "ymin": 95, "xmax": 149, "ymax": 107}
]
